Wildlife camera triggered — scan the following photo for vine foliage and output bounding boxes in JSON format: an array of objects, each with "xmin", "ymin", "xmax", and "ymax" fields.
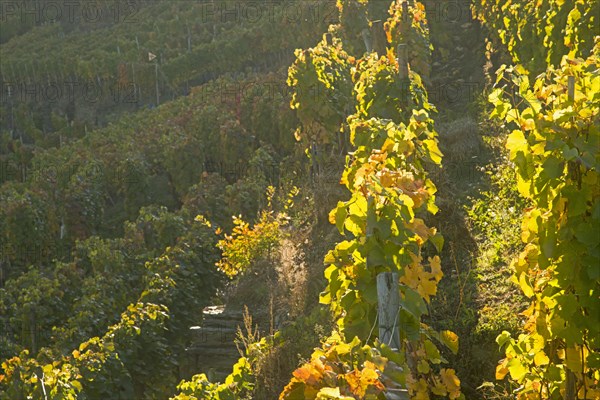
[
  {"xmin": 478, "ymin": 0, "xmax": 600, "ymax": 397},
  {"xmin": 473, "ymin": 0, "xmax": 599, "ymax": 76},
  {"xmin": 489, "ymin": 41, "xmax": 600, "ymax": 399},
  {"xmin": 282, "ymin": 1, "xmax": 462, "ymax": 398}
]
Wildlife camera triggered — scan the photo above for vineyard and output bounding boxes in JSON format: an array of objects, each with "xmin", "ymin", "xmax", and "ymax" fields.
[{"xmin": 0, "ymin": 0, "xmax": 598, "ymax": 399}]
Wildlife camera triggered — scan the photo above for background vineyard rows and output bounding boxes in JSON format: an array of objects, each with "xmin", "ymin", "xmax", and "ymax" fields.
[{"xmin": 1, "ymin": 0, "xmax": 598, "ymax": 399}]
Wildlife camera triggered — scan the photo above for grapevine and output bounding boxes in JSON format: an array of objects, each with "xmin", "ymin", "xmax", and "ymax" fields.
[
  {"xmin": 282, "ymin": 1, "xmax": 462, "ymax": 398},
  {"xmin": 479, "ymin": 0, "xmax": 600, "ymax": 396},
  {"xmin": 489, "ymin": 42, "xmax": 600, "ymax": 400}
]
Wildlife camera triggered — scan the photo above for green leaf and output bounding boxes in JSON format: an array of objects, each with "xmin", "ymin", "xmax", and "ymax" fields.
[
  {"xmin": 587, "ymin": 352, "xmax": 600, "ymax": 369},
  {"xmin": 399, "ymin": 286, "xmax": 427, "ymax": 319},
  {"xmin": 586, "ymin": 261, "xmax": 600, "ymax": 280},
  {"xmin": 562, "ymin": 325, "xmax": 583, "ymax": 346},
  {"xmin": 367, "ymin": 241, "xmax": 386, "ymax": 268},
  {"xmin": 496, "ymin": 331, "xmax": 512, "ymax": 349},
  {"xmin": 563, "ymin": 185, "xmax": 589, "ymax": 217},
  {"xmin": 380, "ymin": 342, "xmax": 405, "ymax": 365},
  {"xmin": 363, "ymin": 282, "xmax": 378, "ymax": 304},
  {"xmin": 575, "ymin": 222, "xmax": 600, "ymax": 247},
  {"xmin": 430, "ymin": 232, "xmax": 444, "ymax": 252},
  {"xmin": 562, "ymin": 145, "xmax": 579, "ymax": 161},
  {"xmin": 398, "ymin": 308, "xmax": 420, "ymax": 341},
  {"xmin": 541, "ymin": 157, "xmax": 563, "ymax": 180},
  {"xmin": 424, "ymin": 339, "xmax": 442, "ymax": 363}
]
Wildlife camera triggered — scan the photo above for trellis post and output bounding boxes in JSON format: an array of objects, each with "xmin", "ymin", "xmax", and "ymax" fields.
[
  {"xmin": 568, "ymin": 75, "xmax": 575, "ymax": 101},
  {"xmin": 377, "ymin": 272, "xmax": 408, "ymax": 399},
  {"xmin": 361, "ymin": 28, "xmax": 372, "ymax": 53},
  {"xmin": 376, "ymin": 272, "xmax": 401, "ymax": 350},
  {"xmin": 397, "ymin": 43, "xmax": 409, "ymax": 80}
]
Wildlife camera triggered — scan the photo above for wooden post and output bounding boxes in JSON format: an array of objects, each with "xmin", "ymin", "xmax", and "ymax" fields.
[
  {"xmin": 397, "ymin": 44, "xmax": 409, "ymax": 80},
  {"xmin": 131, "ymin": 63, "xmax": 137, "ymax": 104},
  {"xmin": 155, "ymin": 61, "xmax": 160, "ymax": 106},
  {"xmin": 371, "ymin": 20, "xmax": 386, "ymax": 56},
  {"xmin": 397, "ymin": 43, "xmax": 410, "ymax": 107},
  {"xmin": 186, "ymin": 24, "xmax": 192, "ymax": 52},
  {"xmin": 9, "ymin": 62, "xmax": 17, "ymax": 86},
  {"xmin": 29, "ymin": 310, "xmax": 37, "ymax": 355},
  {"xmin": 377, "ymin": 272, "xmax": 400, "ymax": 350},
  {"xmin": 568, "ymin": 76, "xmax": 575, "ymax": 101},
  {"xmin": 402, "ymin": 0, "xmax": 409, "ymax": 25},
  {"xmin": 361, "ymin": 28, "xmax": 372, "ymax": 53},
  {"xmin": 31, "ymin": 61, "xmax": 37, "ymax": 84},
  {"xmin": 377, "ymin": 272, "xmax": 408, "ymax": 400}
]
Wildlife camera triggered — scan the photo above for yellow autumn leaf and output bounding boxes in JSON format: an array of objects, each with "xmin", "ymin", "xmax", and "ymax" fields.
[
  {"xmin": 360, "ymin": 368, "xmax": 383, "ymax": 393},
  {"xmin": 506, "ymin": 129, "xmax": 528, "ymax": 160},
  {"xmin": 429, "ymin": 256, "xmax": 442, "ymax": 280},
  {"xmin": 398, "ymin": 193, "xmax": 415, "ymax": 209},
  {"xmin": 419, "ymin": 278, "xmax": 438, "ymax": 302},
  {"xmin": 579, "ymin": 388, "xmax": 600, "ymax": 399},
  {"xmin": 409, "ymin": 251, "xmax": 422, "ymax": 265},
  {"xmin": 518, "ymin": 273, "xmax": 535, "ymax": 298},
  {"xmin": 413, "ymin": 378, "xmax": 430, "ymax": 400},
  {"xmin": 381, "ymin": 138, "xmax": 396, "ymax": 153},
  {"xmin": 530, "ymin": 141, "xmax": 546, "ymax": 155},
  {"xmin": 521, "ymin": 209, "xmax": 540, "ymax": 243},
  {"xmin": 516, "ymin": 174, "xmax": 534, "ymax": 198},
  {"xmin": 379, "ymin": 169, "xmax": 395, "ymax": 188},
  {"xmin": 522, "ymin": 119, "xmax": 535, "ymax": 131},
  {"xmin": 353, "ymin": 164, "xmax": 370, "ymax": 188},
  {"xmin": 530, "ymin": 333, "xmax": 545, "ymax": 352},
  {"xmin": 417, "ymin": 359, "xmax": 431, "ymax": 373},
  {"xmin": 328, "ymin": 209, "xmax": 337, "ymax": 225},
  {"xmin": 362, "ymin": 360, "xmax": 378, "ymax": 373},
  {"xmin": 369, "ymin": 152, "xmax": 387, "ymax": 163},
  {"xmin": 400, "ymin": 264, "xmax": 419, "ymax": 288},
  {"xmin": 344, "ymin": 370, "xmax": 362, "ymax": 396},
  {"xmin": 316, "ymin": 387, "xmax": 354, "ymax": 400},
  {"xmin": 440, "ymin": 368, "xmax": 460, "ymax": 392},
  {"xmin": 293, "ymin": 363, "xmax": 322, "ymax": 386},
  {"xmin": 414, "ymin": 391, "xmax": 430, "ymax": 400},
  {"xmin": 407, "ymin": 218, "xmax": 433, "ymax": 242},
  {"xmin": 340, "ymin": 169, "xmax": 350, "ymax": 186},
  {"xmin": 431, "ymin": 376, "xmax": 448, "ymax": 396},
  {"xmin": 440, "ymin": 330, "xmax": 459, "ymax": 354},
  {"xmin": 534, "ymin": 351, "xmax": 550, "ymax": 366},
  {"xmin": 423, "ymin": 138, "xmax": 443, "ymax": 164}
]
